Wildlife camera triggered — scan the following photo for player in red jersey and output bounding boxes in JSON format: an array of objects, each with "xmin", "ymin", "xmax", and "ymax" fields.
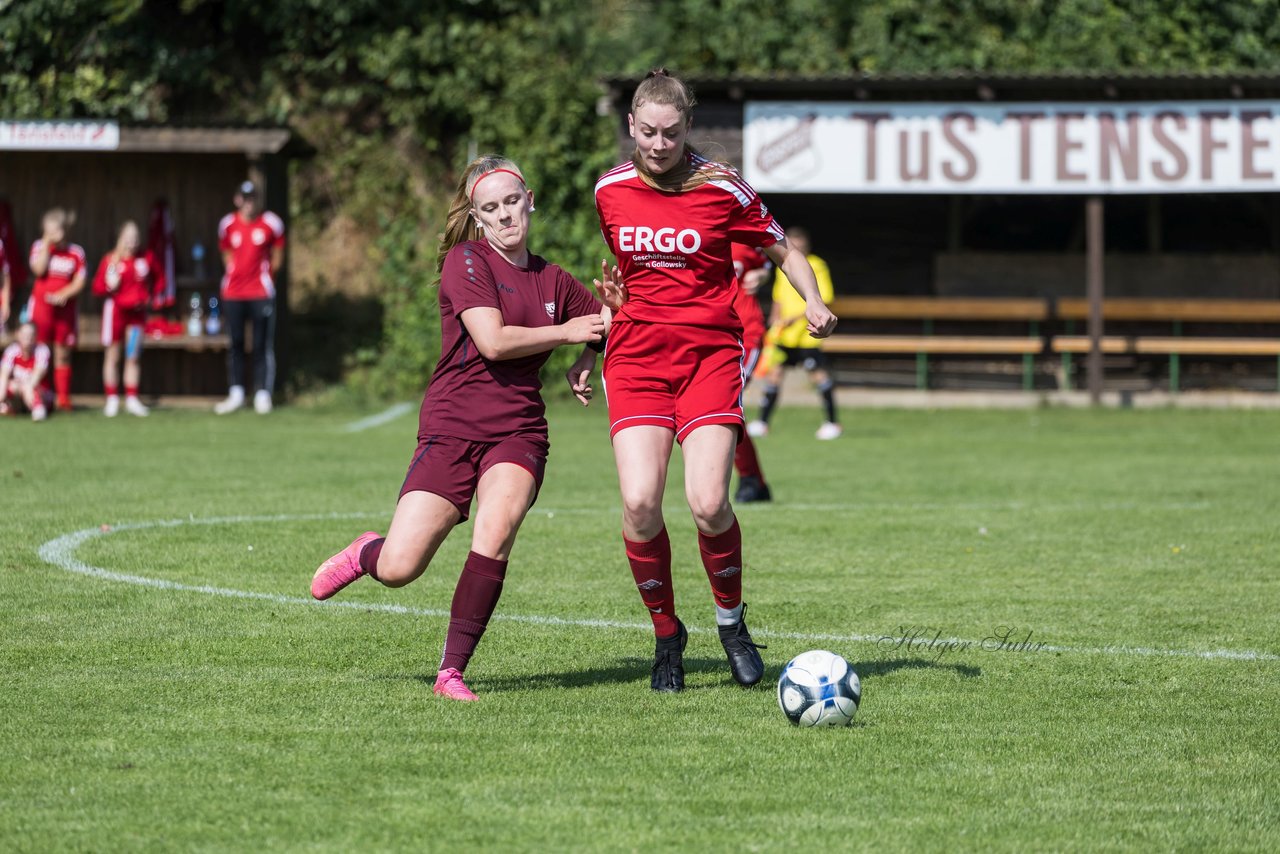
[
  {"xmin": 92, "ymin": 221, "xmax": 164, "ymax": 417},
  {"xmin": 310, "ymin": 156, "xmax": 610, "ymax": 701},
  {"xmin": 594, "ymin": 69, "xmax": 837, "ymax": 693},
  {"xmin": 730, "ymin": 242, "xmax": 773, "ymax": 503},
  {"xmin": 215, "ymin": 181, "xmax": 285, "ymax": 415},
  {"xmin": 0, "ymin": 321, "xmax": 52, "ymax": 421},
  {"xmin": 27, "ymin": 208, "xmax": 86, "ymax": 411}
]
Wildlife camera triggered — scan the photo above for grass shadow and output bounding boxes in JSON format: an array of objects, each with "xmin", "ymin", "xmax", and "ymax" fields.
[
  {"xmin": 852, "ymin": 657, "xmax": 982, "ymax": 679},
  {"xmin": 385, "ymin": 655, "xmax": 760, "ymax": 693}
]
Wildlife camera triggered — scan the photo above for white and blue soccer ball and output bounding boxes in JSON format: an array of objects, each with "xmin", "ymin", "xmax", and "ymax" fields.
[{"xmin": 777, "ymin": 649, "xmax": 861, "ymax": 727}]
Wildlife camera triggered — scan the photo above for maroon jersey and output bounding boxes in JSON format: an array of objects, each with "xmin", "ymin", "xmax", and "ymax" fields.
[
  {"xmin": 419, "ymin": 240, "xmax": 600, "ymax": 442},
  {"xmin": 594, "ymin": 152, "xmax": 784, "ymax": 331}
]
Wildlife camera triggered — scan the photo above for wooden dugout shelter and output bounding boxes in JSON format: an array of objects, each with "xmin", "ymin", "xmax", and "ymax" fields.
[
  {"xmin": 0, "ymin": 121, "xmax": 294, "ymax": 396},
  {"xmin": 604, "ymin": 71, "xmax": 1280, "ymax": 397}
]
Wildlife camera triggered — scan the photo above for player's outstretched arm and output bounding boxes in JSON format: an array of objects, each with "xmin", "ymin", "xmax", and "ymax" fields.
[
  {"xmin": 764, "ymin": 239, "xmax": 836, "ymax": 339},
  {"xmin": 460, "ymin": 306, "xmax": 604, "ymax": 362}
]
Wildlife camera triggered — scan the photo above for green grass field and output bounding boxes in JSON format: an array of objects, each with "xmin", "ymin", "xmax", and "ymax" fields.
[{"xmin": 2, "ymin": 399, "xmax": 1278, "ymax": 851}]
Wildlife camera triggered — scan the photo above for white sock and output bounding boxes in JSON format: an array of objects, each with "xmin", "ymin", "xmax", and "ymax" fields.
[{"xmin": 716, "ymin": 603, "xmax": 744, "ymax": 626}]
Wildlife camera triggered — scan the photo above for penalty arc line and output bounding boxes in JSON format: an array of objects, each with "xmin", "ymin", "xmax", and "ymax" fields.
[
  {"xmin": 35, "ymin": 514, "xmax": 1278, "ymax": 664},
  {"xmin": 341, "ymin": 402, "xmax": 415, "ymax": 433}
]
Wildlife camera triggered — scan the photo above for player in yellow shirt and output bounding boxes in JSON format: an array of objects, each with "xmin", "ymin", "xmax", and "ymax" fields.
[{"xmin": 747, "ymin": 228, "xmax": 841, "ymax": 440}]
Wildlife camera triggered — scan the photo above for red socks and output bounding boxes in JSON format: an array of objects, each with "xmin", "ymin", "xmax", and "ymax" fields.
[
  {"xmin": 698, "ymin": 517, "xmax": 743, "ymax": 611},
  {"xmin": 54, "ymin": 365, "xmax": 71, "ymax": 407},
  {"xmin": 124, "ymin": 384, "xmax": 139, "ymax": 399},
  {"xmin": 440, "ymin": 551, "xmax": 508, "ymax": 673},
  {"xmin": 624, "ymin": 527, "xmax": 678, "ymax": 637},
  {"xmin": 105, "ymin": 384, "xmax": 119, "ymax": 397},
  {"xmin": 733, "ymin": 433, "xmax": 766, "ymax": 482}
]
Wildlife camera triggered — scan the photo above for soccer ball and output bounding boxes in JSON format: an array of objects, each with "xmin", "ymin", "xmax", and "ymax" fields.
[{"xmin": 776, "ymin": 649, "xmax": 861, "ymax": 726}]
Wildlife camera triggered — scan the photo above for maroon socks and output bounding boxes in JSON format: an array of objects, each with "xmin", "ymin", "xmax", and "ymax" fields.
[
  {"xmin": 733, "ymin": 433, "xmax": 766, "ymax": 482},
  {"xmin": 440, "ymin": 551, "xmax": 509, "ymax": 673},
  {"xmin": 624, "ymin": 527, "xmax": 678, "ymax": 638},
  {"xmin": 358, "ymin": 537, "xmax": 384, "ymax": 579}
]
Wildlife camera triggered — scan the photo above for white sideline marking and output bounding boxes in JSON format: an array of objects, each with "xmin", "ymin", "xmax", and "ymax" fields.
[
  {"xmin": 342, "ymin": 402, "xmax": 414, "ymax": 433},
  {"xmin": 36, "ymin": 514, "xmax": 1278, "ymax": 664}
]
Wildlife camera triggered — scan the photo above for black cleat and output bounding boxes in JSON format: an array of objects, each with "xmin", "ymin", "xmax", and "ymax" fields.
[
  {"xmin": 734, "ymin": 475, "xmax": 772, "ymax": 504},
  {"xmin": 651, "ymin": 620, "xmax": 688, "ymax": 693},
  {"xmin": 718, "ymin": 603, "xmax": 767, "ymax": 686}
]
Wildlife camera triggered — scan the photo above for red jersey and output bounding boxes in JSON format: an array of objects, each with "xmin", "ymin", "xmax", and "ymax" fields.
[
  {"xmin": 594, "ymin": 152, "xmax": 784, "ymax": 331},
  {"xmin": 419, "ymin": 240, "xmax": 601, "ymax": 442},
  {"xmin": 730, "ymin": 243, "xmax": 769, "ymax": 347},
  {"xmin": 217, "ymin": 211, "xmax": 285, "ymax": 300},
  {"xmin": 92, "ymin": 250, "xmax": 163, "ymax": 310},
  {"xmin": 2, "ymin": 342, "xmax": 51, "ymax": 391},
  {"xmin": 28, "ymin": 240, "xmax": 86, "ymax": 300}
]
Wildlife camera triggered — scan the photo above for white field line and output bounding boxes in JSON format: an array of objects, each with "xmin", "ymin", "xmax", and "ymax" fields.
[
  {"xmin": 342, "ymin": 402, "xmax": 414, "ymax": 433},
  {"xmin": 35, "ymin": 514, "xmax": 1278, "ymax": 664}
]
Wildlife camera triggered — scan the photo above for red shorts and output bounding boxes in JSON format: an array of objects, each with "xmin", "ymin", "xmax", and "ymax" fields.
[
  {"xmin": 603, "ymin": 321, "xmax": 744, "ymax": 443},
  {"xmin": 28, "ymin": 296, "xmax": 77, "ymax": 348},
  {"xmin": 399, "ymin": 432, "xmax": 548, "ymax": 520},
  {"xmin": 101, "ymin": 300, "xmax": 148, "ymax": 347}
]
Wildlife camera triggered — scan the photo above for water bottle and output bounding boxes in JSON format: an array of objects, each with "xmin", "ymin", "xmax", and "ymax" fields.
[
  {"xmin": 192, "ymin": 241, "xmax": 206, "ymax": 281},
  {"xmin": 187, "ymin": 292, "xmax": 203, "ymax": 337},
  {"xmin": 205, "ymin": 296, "xmax": 221, "ymax": 335}
]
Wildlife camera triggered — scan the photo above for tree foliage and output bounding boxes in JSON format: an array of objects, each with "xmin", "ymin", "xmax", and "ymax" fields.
[{"xmin": 4, "ymin": 0, "xmax": 1279, "ymax": 396}]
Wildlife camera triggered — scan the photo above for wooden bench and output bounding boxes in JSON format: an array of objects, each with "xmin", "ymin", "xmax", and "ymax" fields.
[
  {"xmin": 72, "ymin": 315, "xmax": 236, "ymax": 396},
  {"xmin": 1051, "ymin": 299, "xmax": 1280, "ymax": 392},
  {"xmin": 822, "ymin": 297, "xmax": 1047, "ymax": 389}
]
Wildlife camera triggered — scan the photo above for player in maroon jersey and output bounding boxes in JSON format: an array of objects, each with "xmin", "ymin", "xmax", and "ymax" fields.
[
  {"xmin": 215, "ymin": 181, "xmax": 286, "ymax": 415},
  {"xmin": 730, "ymin": 243, "xmax": 772, "ymax": 503},
  {"xmin": 310, "ymin": 156, "xmax": 611, "ymax": 701},
  {"xmin": 0, "ymin": 321, "xmax": 52, "ymax": 421},
  {"xmin": 594, "ymin": 69, "xmax": 837, "ymax": 692},
  {"xmin": 92, "ymin": 221, "xmax": 164, "ymax": 417},
  {"xmin": 27, "ymin": 208, "xmax": 86, "ymax": 411}
]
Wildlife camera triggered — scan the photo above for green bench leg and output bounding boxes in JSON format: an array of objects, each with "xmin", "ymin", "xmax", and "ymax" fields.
[
  {"xmin": 1023, "ymin": 320, "xmax": 1039, "ymax": 391},
  {"xmin": 1170, "ymin": 319, "xmax": 1182, "ymax": 394},
  {"xmin": 917, "ymin": 318, "xmax": 932, "ymax": 390}
]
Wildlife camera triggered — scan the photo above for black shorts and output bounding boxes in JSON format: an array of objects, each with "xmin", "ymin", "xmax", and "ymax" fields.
[{"xmin": 778, "ymin": 345, "xmax": 827, "ymax": 371}]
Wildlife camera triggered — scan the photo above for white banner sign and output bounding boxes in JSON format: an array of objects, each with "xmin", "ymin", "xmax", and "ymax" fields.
[
  {"xmin": 0, "ymin": 120, "xmax": 120, "ymax": 150},
  {"xmin": 744, "ymin": 101, "xmax": 1280, "ymax": 194}
]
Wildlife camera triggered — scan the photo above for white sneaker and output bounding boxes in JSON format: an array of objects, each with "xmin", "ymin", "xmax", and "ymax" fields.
[
  {"xmin": 124, "ymin": 396, "xmax": 150, "ymax": 417},
  {"xmin": 746, "ymin": 420, "xmax": 769, "ymax": 438},
  {"xmin": 816, "ymin": 422, "xmax": 843, "ymax": 440},
  {"xmin": 215, "ymin": 386, "xmax": 245, "ymax": 415},
  {"xmin": 31, "ymin": 405, "xmax": 48, "ymax": 422},
  {"xmin": 254, "ymin": 389, "xmax": 273, "ymax": 414},
  {"xmin": 103, "ymin": 396, "xmax": 120, "ymax": 418}
]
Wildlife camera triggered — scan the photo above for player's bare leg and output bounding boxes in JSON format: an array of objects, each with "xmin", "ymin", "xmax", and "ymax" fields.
[
  {"xmin": 122, "ymin": 327, "xmax": 148, "ymax": 416},
  {"xmin": 102, "ymin": 341, "xmax": 121, "ymax": 416},
  {"xmin": 310, "ymin": 491, "xmax": 458, "ymax": 600},
  {"xmin": 612, "ymin": 425, "xmax": 686, "ymax": 691},
  {"xmin": 434, "ymin": 463, "xmax": 537, "ymax": 702},
  {"xmin": 682, "ymin": 423, "xmax": 765, "ymax": 686}
]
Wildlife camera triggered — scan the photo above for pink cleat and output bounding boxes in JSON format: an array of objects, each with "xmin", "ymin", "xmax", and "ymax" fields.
[
  {"xmin": 311, "ymin": 531, "xmax": 380, "ymax": 600},
  {"xmin": 433, "ymin": 668, "xmax": 479, "ymax": 702}
]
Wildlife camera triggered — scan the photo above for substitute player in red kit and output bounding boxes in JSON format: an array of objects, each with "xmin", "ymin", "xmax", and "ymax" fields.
[
  {"xmin": 215, "ymin": 181, "xmax": 285, "ymax": 415},
  {"xmin": 594, "ymin": 69, "xmax": 836, "ymax": 693},
  {"xmin": 310, "ymin": 156, "xmax": 612, "ymax": 701},
  {"xmin": 27, "ymin": 208, "xmax": 86, "ymax": 411},
  {"xmin": 730, "ymin": 242, "xmax": 772, "ymax": 503},
  {"xmin": 93, "ymin": 221, "xmax": 164, "ymax": 417},
  {"xmin": 0, "ymin": 321, "xmax": 53, "ymax": 421}
]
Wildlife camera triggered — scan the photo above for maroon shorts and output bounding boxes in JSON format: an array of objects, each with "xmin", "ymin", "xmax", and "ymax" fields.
[
  {"xmin": 603, "ymin": 321, "xmax": 744, "ymax": 443},
  {"xmin": 28, "ymin": 297, "xmax": 77, "ymax": 348},
  {"xmin": 101, "ymin": 300, "xmax": 147, "ymax": 347},
  {"xmin": 399, "ymin": 432, "xmax": 549, "ymax": 520}
]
